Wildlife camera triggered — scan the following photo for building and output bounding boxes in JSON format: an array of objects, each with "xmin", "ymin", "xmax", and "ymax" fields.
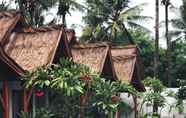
[{"xmin": 0, "ymin": 10, "xmax": 71, "ymax": 118}]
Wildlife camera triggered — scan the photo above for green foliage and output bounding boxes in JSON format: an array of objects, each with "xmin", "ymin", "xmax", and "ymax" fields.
[
  {"xmin": 169, "ymin": 0, "xmax": 186, "ymax": 40},
  {"xmin": 22, "ymin": 58, "xmax": 138, "ymax": 117},
  {"xmin": 15, "ymin": 0, "xmax": 56, "ymax": 26},
  {"xmin": 140, "ymin": 77, "xmax": 169, "ymax": 117},
  {"xmin": 18, "ymin": 108, "xmax": 55, "ymax": 118},
  {"xmin": 129, "ymin": 28, "xmax": 186, "ymax": 87},
  {"xmin": 56, "ymin": 0, "xmax": 84, "ymax": 24},
  {"xmin": 166, "ymin": 80, "xmax": 186, "ymax": 114},
  {"xmin": 0, "ymin": 1, "xmax": 10, "ymax": 11},
  {"xmin": 81, "ymin": 0, "xmax": 151, "ymax": 42}
]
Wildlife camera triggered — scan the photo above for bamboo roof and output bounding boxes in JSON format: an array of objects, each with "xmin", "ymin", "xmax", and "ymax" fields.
[
  {"xmin": 0, "ymin": 10, "xmax": 21, "ymax": 44},
  {"xmin": 71, "ymin": 43, "xmax": 116, "ymax": 79},
  {"xmin": 111, "ymin": 45, "xmax": 145, "ymax": 91},
  {"xmin": 0, "ymin": 11, "xmax": 71, "ymax": 74}
]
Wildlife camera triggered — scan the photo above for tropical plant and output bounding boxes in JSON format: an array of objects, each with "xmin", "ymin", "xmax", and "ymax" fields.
[
  {"xmin": 0, "ymin": 1, "xmax": 10, "ymax": 11},
  {"xmin": 169, "ymin": 0, "xmax": 186, "ymax": 41},
  {"xmin": 15, "ymin": 0, "xmax": 56, "ymax": 26},
  {"xmin": 140, "ymin": 77, "xmax": 168, "ymax": 117},
  {"xmin": 18, "ymin": 108, "xmax": 56, "ymax": 118},
  {"xmin": 22, "ymin": 58, "xmax": 139, "ymax": 118},
  {"xmin": 56, "ymin": 0, "xmax": 84, "ymax": 25},
  {"xmin": 81, "ymin": 0, "xmax": 151, "ymax": 43},
  {"xmin": 170, "ymin": 80, "xmax": 186, "ymax": 114}
]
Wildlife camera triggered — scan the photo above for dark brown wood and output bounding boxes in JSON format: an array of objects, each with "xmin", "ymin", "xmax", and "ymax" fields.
[
  {"xmin": 23, "ymin": 88, "xmax": 34, "ymax": 112},
  {"xmin": 2, "ymin": 80, "xmax": 9, "ymax": 118},
  {"xmin": 133, "ymin": 96, "xmax": 138, "ymax": 118}
]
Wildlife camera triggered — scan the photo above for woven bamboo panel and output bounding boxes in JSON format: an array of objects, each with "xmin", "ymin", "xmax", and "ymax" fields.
[
  {"xmin": 112, "ymin": 55, "xmax": 136, "ymax": 82},
  {"xmin": 71, "ymin": 44, "xmax": 108, "ymax": 73},
  {"xmin": 0, "ymin": 11, "xmax": 19, "ymax": 43},
  {"xmin": 111, "ymin": 46, "xmax": 137, "ymax": 82},
  {"xmin": 3, "ymin": 30, "xmax": 61, "ymax": 71}
]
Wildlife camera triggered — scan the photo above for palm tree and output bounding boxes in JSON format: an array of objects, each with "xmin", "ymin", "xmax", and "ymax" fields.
[
  {"xmin": 0, "ymin": 1, "xmax": 10, "ymax": 11},
  {"xmin": 56, "ymin": 0, "xmax": 84, "ymax": 25},
  {"xmin": 15, "ymin": 0, "xmax": 56, "ymax": 27},
  {"xmin": 154, "ymin": 0, "xmax": 160, "ymax": 79},
  {"xmin": 162, "ymin": 0, "xmax": 172, "ymax": 87},
  {"xmin": 82, "ymin": 0, "xmax": 152, "ymax": 43},
  {"xmin": 153, "ymin": 0, "xmax": 160, "ymax": 113},
  {"xmin": 169, "ymin": 0, "xmax": 186, "ymax": 41}
]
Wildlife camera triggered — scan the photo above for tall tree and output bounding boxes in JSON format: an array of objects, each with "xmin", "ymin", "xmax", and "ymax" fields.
[
  {"xmin": 56, "ymin": 0, "xmax": 84, "ymax": 25},
  {"xmin": 0, "ymin": 1, "xmax": 10, "ymax": 11},
  {"xmin": 169, "ymin": 0, "xmax": 186, "ymax": 41},
  {"xmin": 82, "ymin": 0, "xmax": 151, "ymax": 43},
  {"xmin": 154, "ymin": 0, "xmax": 160, "ymax": 79},
  {"xmin": 162, "ymin": 0, "xmax": 172, "ymax": 87},
  {"xmin": 153, "ymin": 0, "xmax": 160, "ymax": 113},
  {"xmin": 15, "ymin": 0, "xmax": 56, "ymax": 27}
]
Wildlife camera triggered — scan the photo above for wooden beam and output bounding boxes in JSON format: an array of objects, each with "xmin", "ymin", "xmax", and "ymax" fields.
[
  {"xmin": 2, "ymin": 80, "xmax": 9, "ymax": 118},
  {"xmin": 133, "ymin": 96, "xmax": 138, "ymax": 118},
  {"xmin": 0, "ymin": 93, "xmax": 5, "ymax": 110},
  {"xmin": 23, "ymin": 88, "xmax": 34, "ymax": 112}
]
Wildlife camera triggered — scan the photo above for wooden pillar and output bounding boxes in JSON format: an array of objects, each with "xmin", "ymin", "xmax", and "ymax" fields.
[
  {"xmin": 2, "ymin": 80, "xmax": 9, "ymax": 118},
  {"xmin": 115, "ymin": 111, "xmax": 120, "ymax": 118},
  {"xmin": 133, "ymin": 96, "xmax": 138, "ymax": 118},
  {"xmin": 23, "ymin": 88, "xmax": 33, "ymax": 112},
  {"xmin": 23, "ymin": 90, "xmax": 28, "ymax": 112}
]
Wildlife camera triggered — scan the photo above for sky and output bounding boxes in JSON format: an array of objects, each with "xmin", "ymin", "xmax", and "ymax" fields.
[
  {"xmin": 1, "ymin": 0, "xmax": 183, "ymax": 47},
  {"xmin": 63, "ymin": 0, "xmax": 183, "ymax": 47}
]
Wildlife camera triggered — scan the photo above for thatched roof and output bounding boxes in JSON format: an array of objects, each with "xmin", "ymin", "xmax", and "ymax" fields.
[
  {"xmin": 71, "ymin": 43, "xmax": 116, "ymax": 79},
  {"xmin": 0, "ymin": 11, "xmax": 71, "ymax": 74},
  {"xmin": 0, "ymin": 45, "xmax": 24, "ymax": 75},
  {"xmin": 111, "ymin": 45, "xmax": 145, "ymax": 91},
  {"xmin": 0, "ymin": 10, "xmax": 22, "ymax": 44}
]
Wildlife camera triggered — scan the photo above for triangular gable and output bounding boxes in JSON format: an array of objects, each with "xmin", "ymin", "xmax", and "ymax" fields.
[
  {"xmin": 0, "ymin": 10, "xmax": 21, "ymax": 44},
  {"xmin": 0, "ymin": 46, "xmax": 24, "ymax": 76},
  {"xmin": 111, "ymin": 45, "xmax": 145, "ymax": 91},
  {"xmin": 71, "ymin": 43, "xmax": 108, "ymax": 73},
  {"xmin": 71, "ymin": 43, "xmax": 116, "ymax": 80},
  {"xmin": 0, "ymin": 10, "xmax": 71, "ymax": 76},
  {"xmin": 2, "ymin": 25, "xmax": 71, "ymax": 71}
]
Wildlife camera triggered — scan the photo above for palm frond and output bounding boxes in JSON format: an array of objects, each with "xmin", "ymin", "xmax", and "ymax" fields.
[
  {"xmin": 120, "ymin": 3, "xmax": 147, "ymax": 18},
  {"xmin": 126, "ymin": 20, "xmax": 152, "ymax": 33},
  {"xmin": 170, "ymin": 19, "xmax": 186, "ymax": 30},
  {"xmin": 69, "ymin": 0, "xmax": 85, "ymax": 11},
  {"xmin": 168, "ymin": 30, "xmax": 183, "ymax": 38}
]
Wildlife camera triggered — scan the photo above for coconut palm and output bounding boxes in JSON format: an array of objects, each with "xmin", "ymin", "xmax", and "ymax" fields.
[
  {"xmin": 15, "ymin": 0, "xmax": 56, "ymax": 27},
  {"xmin": 56, "ymin": 0, "xmax": 84, "ymax": 25},
  {"xmin": 0, "ymin": 1, "xmax": 10, "ymax": 11},
  {"xmin": 82, "ymin": 0, "xmax": 152, "ymax": 43},
  {"xmin": 154, "ymin": 0, "xmax": 160, "ymax": 80},
  {"xmin": 162, "ymin": 0, "xmax": 172, "ymax": 87},
  {"xmin": 169, "ymin": 0, "xmax": 186, "ymax": 41}
]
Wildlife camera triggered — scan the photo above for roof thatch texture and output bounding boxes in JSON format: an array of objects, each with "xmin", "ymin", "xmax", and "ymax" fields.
[
  {"xmin": 71, "ymin": 43, "xmax": 109, "ymax": 73},
  {"xmin": 111, "ymin": 45, "xmax": 142, "ymax": 82},
  {"xmin": 0, "ymin": 46, "xmax": 24, "ymax": 75},
  {"xmin": 111, "ymin": 45, "xmax": 145, "ymax": 91},
  {"xmin": 0, "ymin": 10, "xmax": 71, "ymax": 76},
  {"xmin": 3, "ymin": 27, "xmax": 63, "ymax": 71},
  {"xmin": 0, "ymin": 11, "xmax": 21, "ymax": 44}
]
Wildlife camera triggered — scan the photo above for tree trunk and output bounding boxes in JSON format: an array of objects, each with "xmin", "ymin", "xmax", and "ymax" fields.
[
  {"xmin": 165, "ymin": 0, "xmax": 172, "ymax": 87},
  {"xmin": 154, "ymin": 0, "xmax": 159, "ymax": 78},
  {"xmin": 62, "ymin": 14, "xmax": 66, "ymax": 26}
]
